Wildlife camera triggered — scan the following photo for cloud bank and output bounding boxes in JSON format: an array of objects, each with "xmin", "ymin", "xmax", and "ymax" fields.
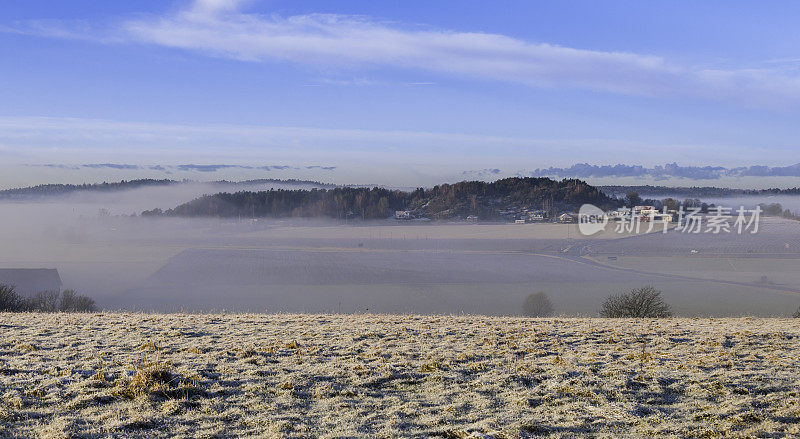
[
  {"xmin": 530, "ymin": 163, "xmax": 800, "ymax": 180},
  {"xmin": 3, "ymin": 116, "xmax": 798, "ymax": 186},
  {"xmin": 26, "ymin": 163, "xmax": 335, "ymax": 173}
]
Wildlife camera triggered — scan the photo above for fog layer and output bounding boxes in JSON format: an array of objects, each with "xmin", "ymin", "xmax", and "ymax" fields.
[{"xmin": 2, "ymin": 186, "xmax": 800, "ymax": 316}]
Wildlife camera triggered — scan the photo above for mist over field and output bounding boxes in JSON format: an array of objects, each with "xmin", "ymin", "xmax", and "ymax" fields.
[{"xmin": 2, "ymin": 185, "xmax": 800, "ymax": 317}]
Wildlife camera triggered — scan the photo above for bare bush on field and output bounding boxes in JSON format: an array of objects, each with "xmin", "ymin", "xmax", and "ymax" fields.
[
  {"xmin": 522, "ymin": 292, "xmax": 555, "ymax": 317},
  {"xmin": 599, "ymin": 286, "xmax": 672, "ymax": 318}
]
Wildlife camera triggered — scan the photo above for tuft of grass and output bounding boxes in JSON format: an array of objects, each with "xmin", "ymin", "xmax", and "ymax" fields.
[
  {"xmin": 138, "ymin": 341, "xmax": 158, "ymax": 351},
  {"xmin": 24, "ymin": 388, "xmax": 46, "ymax": 399},
  {"xmin": 0, "ymin": 405, "xmax": 13, "ymax": 422},
  {"xmin": 113, "ymin": 359, "xmax": 174, "ymax": 400},
  {"xmin": 235, "ymin": 347, "xmax": 258, "ymax": 358},
  {"xmin": 91, "ymin": 368, "xmax": 107, "ymax": 384},
  {"xmin": 14, "ymin": 343, "xmax": 37, "ymax": 352},
  {"xmin": 4, "ymin": 392, "xmax": 24, "ymax": 410}
]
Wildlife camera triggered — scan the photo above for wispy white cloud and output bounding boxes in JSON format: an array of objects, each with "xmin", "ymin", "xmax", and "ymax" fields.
[
  {"xmin": 119, "ymin": 6, "xmax": 674, "ymax": 98},
  {"xmin": 6, "ymin": 0, "xmax": 800, "ymax": 106}
]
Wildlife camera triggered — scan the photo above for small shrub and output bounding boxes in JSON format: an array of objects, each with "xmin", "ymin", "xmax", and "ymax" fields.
[
  {"xmin": 30, "ymin": 290, "xmax": 60, "ymax": 312},
  {"xmin": 0, "ymin": 284, "xmax": 25, "ymax": 312},
  {"xmin": 58, "ymin": 290, "xmax": 96, "ymax": 312},
  {"xmin": 599, "ymin": 286, "xmax": 672, "ymax": 318},
  {"xmin": 523, "ymin": 292, "xmax": 555, "ymax": 317},
  {"xmin": 0, "ymin": 285, "xmax": 17, "ymax": 310},
  {"xmin": 793, "ymin": 307, "xmax": 800, "ymax": 318}
]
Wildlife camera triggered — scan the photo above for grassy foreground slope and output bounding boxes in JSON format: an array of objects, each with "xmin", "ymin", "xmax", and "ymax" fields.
[{"xmin": 1, "ymin": 313, "xmax": 799, "ymax": 438}]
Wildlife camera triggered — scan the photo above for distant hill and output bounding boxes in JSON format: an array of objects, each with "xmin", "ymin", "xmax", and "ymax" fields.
[
  {"xmin": 148, "ymin": 177, "xmax": 617, "ymax": 220},
  {"xmin": 0, "ymin": 178, "xmax": 335, "ymax": 199},
  {"xmin": 0, "ymin": 179, "xmax": 178, "ymax": 199},
  {"xmin": 211, "ymin": 178, "xmax": 337, "ymax": 188},
  {"xmin": 600, "ymin": 185, "xmax": 800, "ymax": 198}
]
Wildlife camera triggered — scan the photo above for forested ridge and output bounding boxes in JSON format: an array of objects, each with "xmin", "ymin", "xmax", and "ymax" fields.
[
  {"xmin": 0, "ymin": 178, "xmax": 331, "ymax": 199},
  {"xmin": 0, "ymin": 179, "xmax": 177, "ymax": 198},
  {"xmin": 148, "ymin": 177, "xmax": 616, "ymax": 220}
]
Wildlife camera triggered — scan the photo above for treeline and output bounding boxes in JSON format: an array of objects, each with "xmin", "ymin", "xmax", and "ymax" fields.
[
  {"xmin": 0, "ymin": 285, "xmax": 96, "ymax": 313},
  {"xmin": 620, "ymin": 192, "xmax": 711, "ymax": 212},
  {"xmin": 621, "ymin": 191, "xmax": 800, "ymax": 220},
  {"xmin": 602, "ymin": 185, "xmax": 800, "ymax": 198},
  {"xmin": 0, "ymin": 179, "xmax": 177, "ymax": 199},
  {"xmin": 758, "ymin": 203, "xmax": 799, "ymax": 220},
  {"xmin": 0, "ymin": 178, "xmax": 335, "ymax": 200},
  {"xmin": 214, "ymin": 178, "xmax": 335, "ymax": 188},
  {"xmin": 153, "ymin": 187, "xmax": 410, "ymax": 219},
  {"xmin": 144, "ymin": 177, "xmax": 616, "ymax": 220}
]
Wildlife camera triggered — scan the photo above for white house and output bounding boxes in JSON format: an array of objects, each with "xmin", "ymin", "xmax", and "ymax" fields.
[
  {"xmin": 395, "ymin": 210, "xmax": 412, "ymax": 220},
  {"xmin": 633, "ymin": 205, "xmax": 658, "ymax": 215},
  {"xmin": 529, "ymin": 213, "xmax": 545, "ymax": 222},
  {"xmin": 558, "ymin": 213, "xmax": 577, "ymax": 223}
]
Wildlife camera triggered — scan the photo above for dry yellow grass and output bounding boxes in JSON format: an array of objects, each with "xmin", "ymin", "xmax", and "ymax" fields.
[{"xmin": 1, "ymin": 312, "xmax": 799, "ymax": 438}]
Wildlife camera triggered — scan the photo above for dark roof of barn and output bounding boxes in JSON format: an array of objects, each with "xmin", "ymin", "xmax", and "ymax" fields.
[{"xmin": 0, "ymin": 269, "xmax": 62, "ymax": 295}]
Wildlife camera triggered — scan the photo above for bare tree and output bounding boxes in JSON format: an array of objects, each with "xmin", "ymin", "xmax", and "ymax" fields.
[
  {"xmin": 793, "ymin": 306, "xmax": 800, "ymax": 318},
  {"xmin": 1, "ymin": 285, "xmax": 96, "ymax": 313},
  {"xmin": 523, "ymin": 292, "xmax": 555, "ymax": 317},
  {"xmin": 0, "ymin": 284, "xmax": 24, "ymax": 312},
  {"xmin": 59, "ymin": 290, "xmax": 97, "ymax": 313},
  {"xmin": 30, "ymin": 290, "xmax": 60, "ymax": 312},
  {"xmin": 599, "ymin": 286, "xmax": 672, "ymax": 318}
]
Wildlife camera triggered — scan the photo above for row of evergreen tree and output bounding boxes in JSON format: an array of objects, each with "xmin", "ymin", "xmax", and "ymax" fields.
[{"xmin": 144, "ymin": 177, "xmax": 616, "ymax": 220}]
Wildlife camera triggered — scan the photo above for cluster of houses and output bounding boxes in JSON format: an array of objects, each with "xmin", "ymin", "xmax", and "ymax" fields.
[
  {"xmin": 507, "ymin": 206, "xmax": 676, "ymax": 225},
  {"xmin": 608, "ymin": 205, "xmax": 675, "ymax": 223},
  {"xmin": 514, "ymin": 212, "xmax": 575, "ymax": 224},
  {"xmin": 395, "ymin": 205, "xmax": 676, "ymax": 224},
  {"xmin": 395, "ymin": 208, "xmax": 581, "ymax": 224},
  {"xmin": 394, "ymin": 210, "xmax": 414, "ymax": 220},
  {"xmin": 507, "ymin": 208, "xmax": 549, "ymax": 223}
]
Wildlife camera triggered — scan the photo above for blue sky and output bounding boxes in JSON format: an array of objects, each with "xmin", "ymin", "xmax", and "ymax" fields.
[{"xmin": 2, "ymin": 0, "xmax": 800, "ymax": 188}]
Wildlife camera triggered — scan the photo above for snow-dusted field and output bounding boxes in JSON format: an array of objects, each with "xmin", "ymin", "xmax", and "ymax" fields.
[{"xmin": 1, "ymin": 313, "xmax": 799, "ymax": 438}]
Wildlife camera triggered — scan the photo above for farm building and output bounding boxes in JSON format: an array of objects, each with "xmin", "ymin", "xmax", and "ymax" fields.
[{"xmin": 0, "ymin": 269, "xmax": 62, "ymax": 295}]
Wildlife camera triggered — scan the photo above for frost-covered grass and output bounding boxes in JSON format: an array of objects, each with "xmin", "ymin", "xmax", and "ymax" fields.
[{"xmin": 1, "ymin": 313, "xmax": 799, "ymax": 438}]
